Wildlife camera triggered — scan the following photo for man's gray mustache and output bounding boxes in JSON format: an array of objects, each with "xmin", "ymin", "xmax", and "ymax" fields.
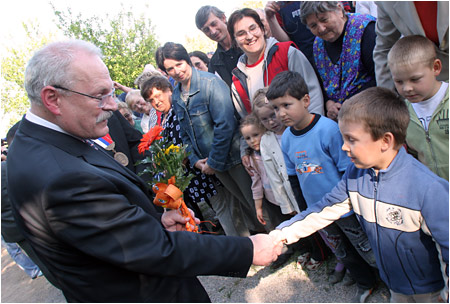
[{"xmin": 96, "ymin": 111, "xmax": 113, "ymax": 123}]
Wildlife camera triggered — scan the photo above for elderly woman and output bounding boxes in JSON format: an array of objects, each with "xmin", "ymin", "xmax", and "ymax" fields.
[
  {"xmin": 227, "ymin": 8, "xmax": 324, "ymax": 119},
  {"xmin": 155, "ymin": 42, "xmax": 267, "ymax": 237},
  {"xmin": 125, "ymin": 89, "xmax": 158, "ymax": 133},
  {"xmin": 300, "ymin": 1, "xmax": 376, "ymax": 121},
  {"xmin": 117, "ymin": 101, "xmax": 143, "ymax": 133}
]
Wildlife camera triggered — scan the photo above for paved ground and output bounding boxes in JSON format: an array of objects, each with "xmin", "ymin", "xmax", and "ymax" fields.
[{"xmin": 2, "ymin": 242, "xmax": 390, "ymax": 303}]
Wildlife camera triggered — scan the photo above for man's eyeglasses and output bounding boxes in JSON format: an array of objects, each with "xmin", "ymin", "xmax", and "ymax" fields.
[
  {"xmin": 53, "ymin": 85, "xmax": 115, "ymax": 108},
  {"xmin": 235, "ymin": 24, "xmax": 261, "ymax": 41}
]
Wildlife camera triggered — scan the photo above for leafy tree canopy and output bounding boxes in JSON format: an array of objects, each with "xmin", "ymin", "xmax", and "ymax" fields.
[
  {"xmin": 1, "ymin": 21, "xmax": 54, "ymax": 136},
  {"xmin": 52, "ymin": 3, "xmax": 160, "ymax": 91}
]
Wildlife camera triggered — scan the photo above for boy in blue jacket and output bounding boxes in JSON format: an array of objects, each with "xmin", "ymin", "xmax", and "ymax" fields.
[{"xmin": 270, "ymin": 87, "xmax": 449, "ymax": 302}]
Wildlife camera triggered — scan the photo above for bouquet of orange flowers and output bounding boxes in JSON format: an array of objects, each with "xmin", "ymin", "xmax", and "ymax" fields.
[{"xmin": 138, "ymin": 125, "xmax": 198, "ymax": 232}]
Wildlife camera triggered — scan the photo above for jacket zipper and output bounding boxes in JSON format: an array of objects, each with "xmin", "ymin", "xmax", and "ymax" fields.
[{"xmin": 373, "ymin": 172, "xmax": 391, "ymax": 288}]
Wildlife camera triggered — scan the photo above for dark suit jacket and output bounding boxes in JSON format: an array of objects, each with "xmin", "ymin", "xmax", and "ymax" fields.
[
  {"xmin": 1, "ymin": 161, "xmax": 24, "ymax": 243},
  {"xmin": 7, "ymin": 117, "xmax": 253, "ymax": 302}
]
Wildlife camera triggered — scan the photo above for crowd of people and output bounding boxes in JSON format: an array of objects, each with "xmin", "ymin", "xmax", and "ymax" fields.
[{"xmin": 1, "ymin": 1, "xmax": 448, "ymax": 303}]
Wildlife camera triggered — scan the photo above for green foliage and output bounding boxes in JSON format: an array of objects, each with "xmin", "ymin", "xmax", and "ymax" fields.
[
  {"xmin": 51, "ymin": 3, "xmax": 160, "ymax": 90},
  {"xmin": 1, "ymin": 21, "xmax": 53, "ymax": 135},
  {"xmin": 138, "ymin": 135, "xmax": 194, "ymax": 192}
]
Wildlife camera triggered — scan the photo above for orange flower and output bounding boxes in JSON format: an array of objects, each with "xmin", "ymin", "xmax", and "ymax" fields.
[{"xmin": 138, "ymin": 125, "xmax": 164, "ymax": 154}]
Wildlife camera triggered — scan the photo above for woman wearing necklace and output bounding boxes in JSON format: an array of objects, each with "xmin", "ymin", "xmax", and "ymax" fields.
[{"xmin": 155, "ymin": 42, "xmax": 267, "ymax": 237}]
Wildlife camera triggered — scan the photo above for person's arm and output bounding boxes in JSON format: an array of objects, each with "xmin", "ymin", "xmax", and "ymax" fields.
[
  {"xmin": 281, "ymin": 132, "xmax": 308, "ymax": 212},
  {"xmin": 265, "ymin": 1, "xmax": 291, "ymax": 42},
  {"xmin": 260, "ymin": 135, "xmax": 299, "ymax": 214},
  {"xmin": 43, "ymin": 171, "xmax": 255, "ymax": 277},
  {"xmin": 373, "ymin": 3, "xmax": 401, "ymax": 90},
  {"xmin": 271, "ymin": 171, "xmax": 353, "ymax": 245},
  {"xmin": 287, "ymin": 47, "xmax": 324, "ymax": 115},
  {"xmin": 420, "ymin": 179, "xmax": 449, "ymax": 301},
  {"xmin": 171, "ymin": 98, "xmax": 202, "ymax": 168},
  {"xmin": 206, "ymin": 78, "xmax": 238, "ymax": 171},
  {"xmin": 248, "ymin": 156, "xmax": 266, "ymax": 225},
  {"xmin": 113, "ymin": 81, "xmax": 133, "ymax": 94}
]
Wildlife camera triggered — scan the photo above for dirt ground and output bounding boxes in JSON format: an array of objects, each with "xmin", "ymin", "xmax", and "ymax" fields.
[{"xmin": 2, "ymin": 242, "xmax": 390, "ymax": 303}]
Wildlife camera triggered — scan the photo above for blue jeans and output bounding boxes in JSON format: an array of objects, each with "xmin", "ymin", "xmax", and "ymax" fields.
[
  {"xmin": 320, "ymin": 218, "xmax": 377, "ymax": 290},
  {"xmin": 2, "ymin": 237, "xmax": 41, "ymax": 278}
]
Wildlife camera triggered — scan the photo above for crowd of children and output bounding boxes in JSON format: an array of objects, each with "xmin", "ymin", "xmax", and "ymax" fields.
[{"xmin": 244, "ymin": 35, "xmax": 448, "ymax": 303}]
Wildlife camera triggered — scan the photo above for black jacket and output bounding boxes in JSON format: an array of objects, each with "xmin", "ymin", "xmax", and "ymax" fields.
[{"xmin": 7, "ymin": 117, "xmax": 253, "ymax": 302}]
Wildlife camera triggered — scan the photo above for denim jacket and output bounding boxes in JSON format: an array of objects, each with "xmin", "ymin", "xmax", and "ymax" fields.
[{"xmin": 171, "ymin": 68, "xmax": 242, "ymax": 172}]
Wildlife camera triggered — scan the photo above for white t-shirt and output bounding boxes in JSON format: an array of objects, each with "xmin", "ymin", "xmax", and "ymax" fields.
[
  {"xmin": 411, "ymin": 82, "xmax": 448, "ymax": 131},
  {"xmin": 245, "ymin": 59, "xmax": 265, "ymax": 102}
]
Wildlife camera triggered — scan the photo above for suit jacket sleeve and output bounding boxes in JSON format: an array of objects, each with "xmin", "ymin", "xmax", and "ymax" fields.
[
  {"xmin": 44, "ymin": 171, "xmax": 253, "ymax": 278},
  {"xmin": 373, "ymin": 3, "xmax": 402, "ymax": 91}
]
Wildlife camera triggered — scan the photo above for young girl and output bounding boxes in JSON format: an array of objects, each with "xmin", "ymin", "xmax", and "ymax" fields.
[
  {"xmin": 239, "ymin": 114, "xmax": 284, "ymax": 229},
  {"xmin": 252, "ymin": 88, "xmax": 334, "ymax": 272}
]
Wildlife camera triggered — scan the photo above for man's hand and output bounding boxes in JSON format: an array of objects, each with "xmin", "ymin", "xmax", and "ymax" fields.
[
  {"xmin": 326, "ymin": 100, "xmax": 341, "ymax": 121},
  {"xmin": 249, "ymin": 233, "xmax": 283, "ymax": 266},
  {"xmin": 161, "ymin": 209, "xmax": 200, "ymax": 232},
  {"xmin": 241, "ymin": 155, "xmax": 255, "ymax": 176}
]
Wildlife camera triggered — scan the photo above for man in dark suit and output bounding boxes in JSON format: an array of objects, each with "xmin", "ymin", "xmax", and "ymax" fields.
[{"xmin": 6, "ymin": 40, "xmax": 282, "ymax": 302}]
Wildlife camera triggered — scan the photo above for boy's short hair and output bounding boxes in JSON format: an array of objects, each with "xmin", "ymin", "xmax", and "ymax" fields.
[
  {"xmin": 266, "ymin": 71, "xmax": 309, "ymax": 101},
  {"xmin": 339, "ymin": 87, "xmax": 410, "ymax": 148},
  {"xmin": 388, "ymin": 35, "xmax": 437, "ymax": 68}
]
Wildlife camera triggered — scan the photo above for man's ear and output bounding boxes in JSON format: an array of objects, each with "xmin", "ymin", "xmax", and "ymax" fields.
[
  {"xmin": 381, "ymin": 132, "xmax": 396, "ymax": 152},
  {"xmin": 40, "ymin": 86, "xmax": 62, "ymax": 115}
]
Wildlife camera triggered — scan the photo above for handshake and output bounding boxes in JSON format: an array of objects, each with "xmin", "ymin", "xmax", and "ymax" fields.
[{"xmin": 249, "ymin": 230, "xmax": 287, "ymax": 266}]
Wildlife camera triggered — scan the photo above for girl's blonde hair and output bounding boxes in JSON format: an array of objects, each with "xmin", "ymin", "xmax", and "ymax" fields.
[{"xmin": 252, "ymin": 87, "xmax": 274, "ymax": 118}]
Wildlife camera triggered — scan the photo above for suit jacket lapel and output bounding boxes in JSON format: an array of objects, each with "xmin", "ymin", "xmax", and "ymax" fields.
[{"xmin": 20, "ymin": 119, "xmax": 150, "ymax": 194}]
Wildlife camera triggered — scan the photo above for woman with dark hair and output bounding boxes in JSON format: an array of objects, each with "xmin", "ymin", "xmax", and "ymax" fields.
[
  {"xmin": 189, "ymin": 50, "xmax": 210, "ymax": 72},
  {"xmin": 227, "ymin": 8, "xmax": 324, "ymax": 120},
  {"xmin": 155, "ymin": 42, "xmax": 267, "ymax": 237},
  {"xmin": 299, "ymin": 1, "xmax": 377, "ymax": 121}
]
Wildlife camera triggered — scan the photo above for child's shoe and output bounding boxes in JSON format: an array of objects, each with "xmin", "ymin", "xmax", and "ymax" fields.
[
  {"xmin": 329, "ymin": 268, "xmax": 346, "ymax": 284},
  {"xmin": 296, "ymin": 252, "xmax": 311, "ymax": 268},
  {"xmin": 305, "ymin": 258, "xmax": 323, "ymax": 271},
  {"xmin": 352, "ymin": 286, "xmax": 373, "ymax": 303}
]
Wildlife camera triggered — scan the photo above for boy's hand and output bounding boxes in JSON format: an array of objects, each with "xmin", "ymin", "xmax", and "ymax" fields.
[{"xmin": 269, "ymin": 229, "xmax": 287, "ymax": 244}]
